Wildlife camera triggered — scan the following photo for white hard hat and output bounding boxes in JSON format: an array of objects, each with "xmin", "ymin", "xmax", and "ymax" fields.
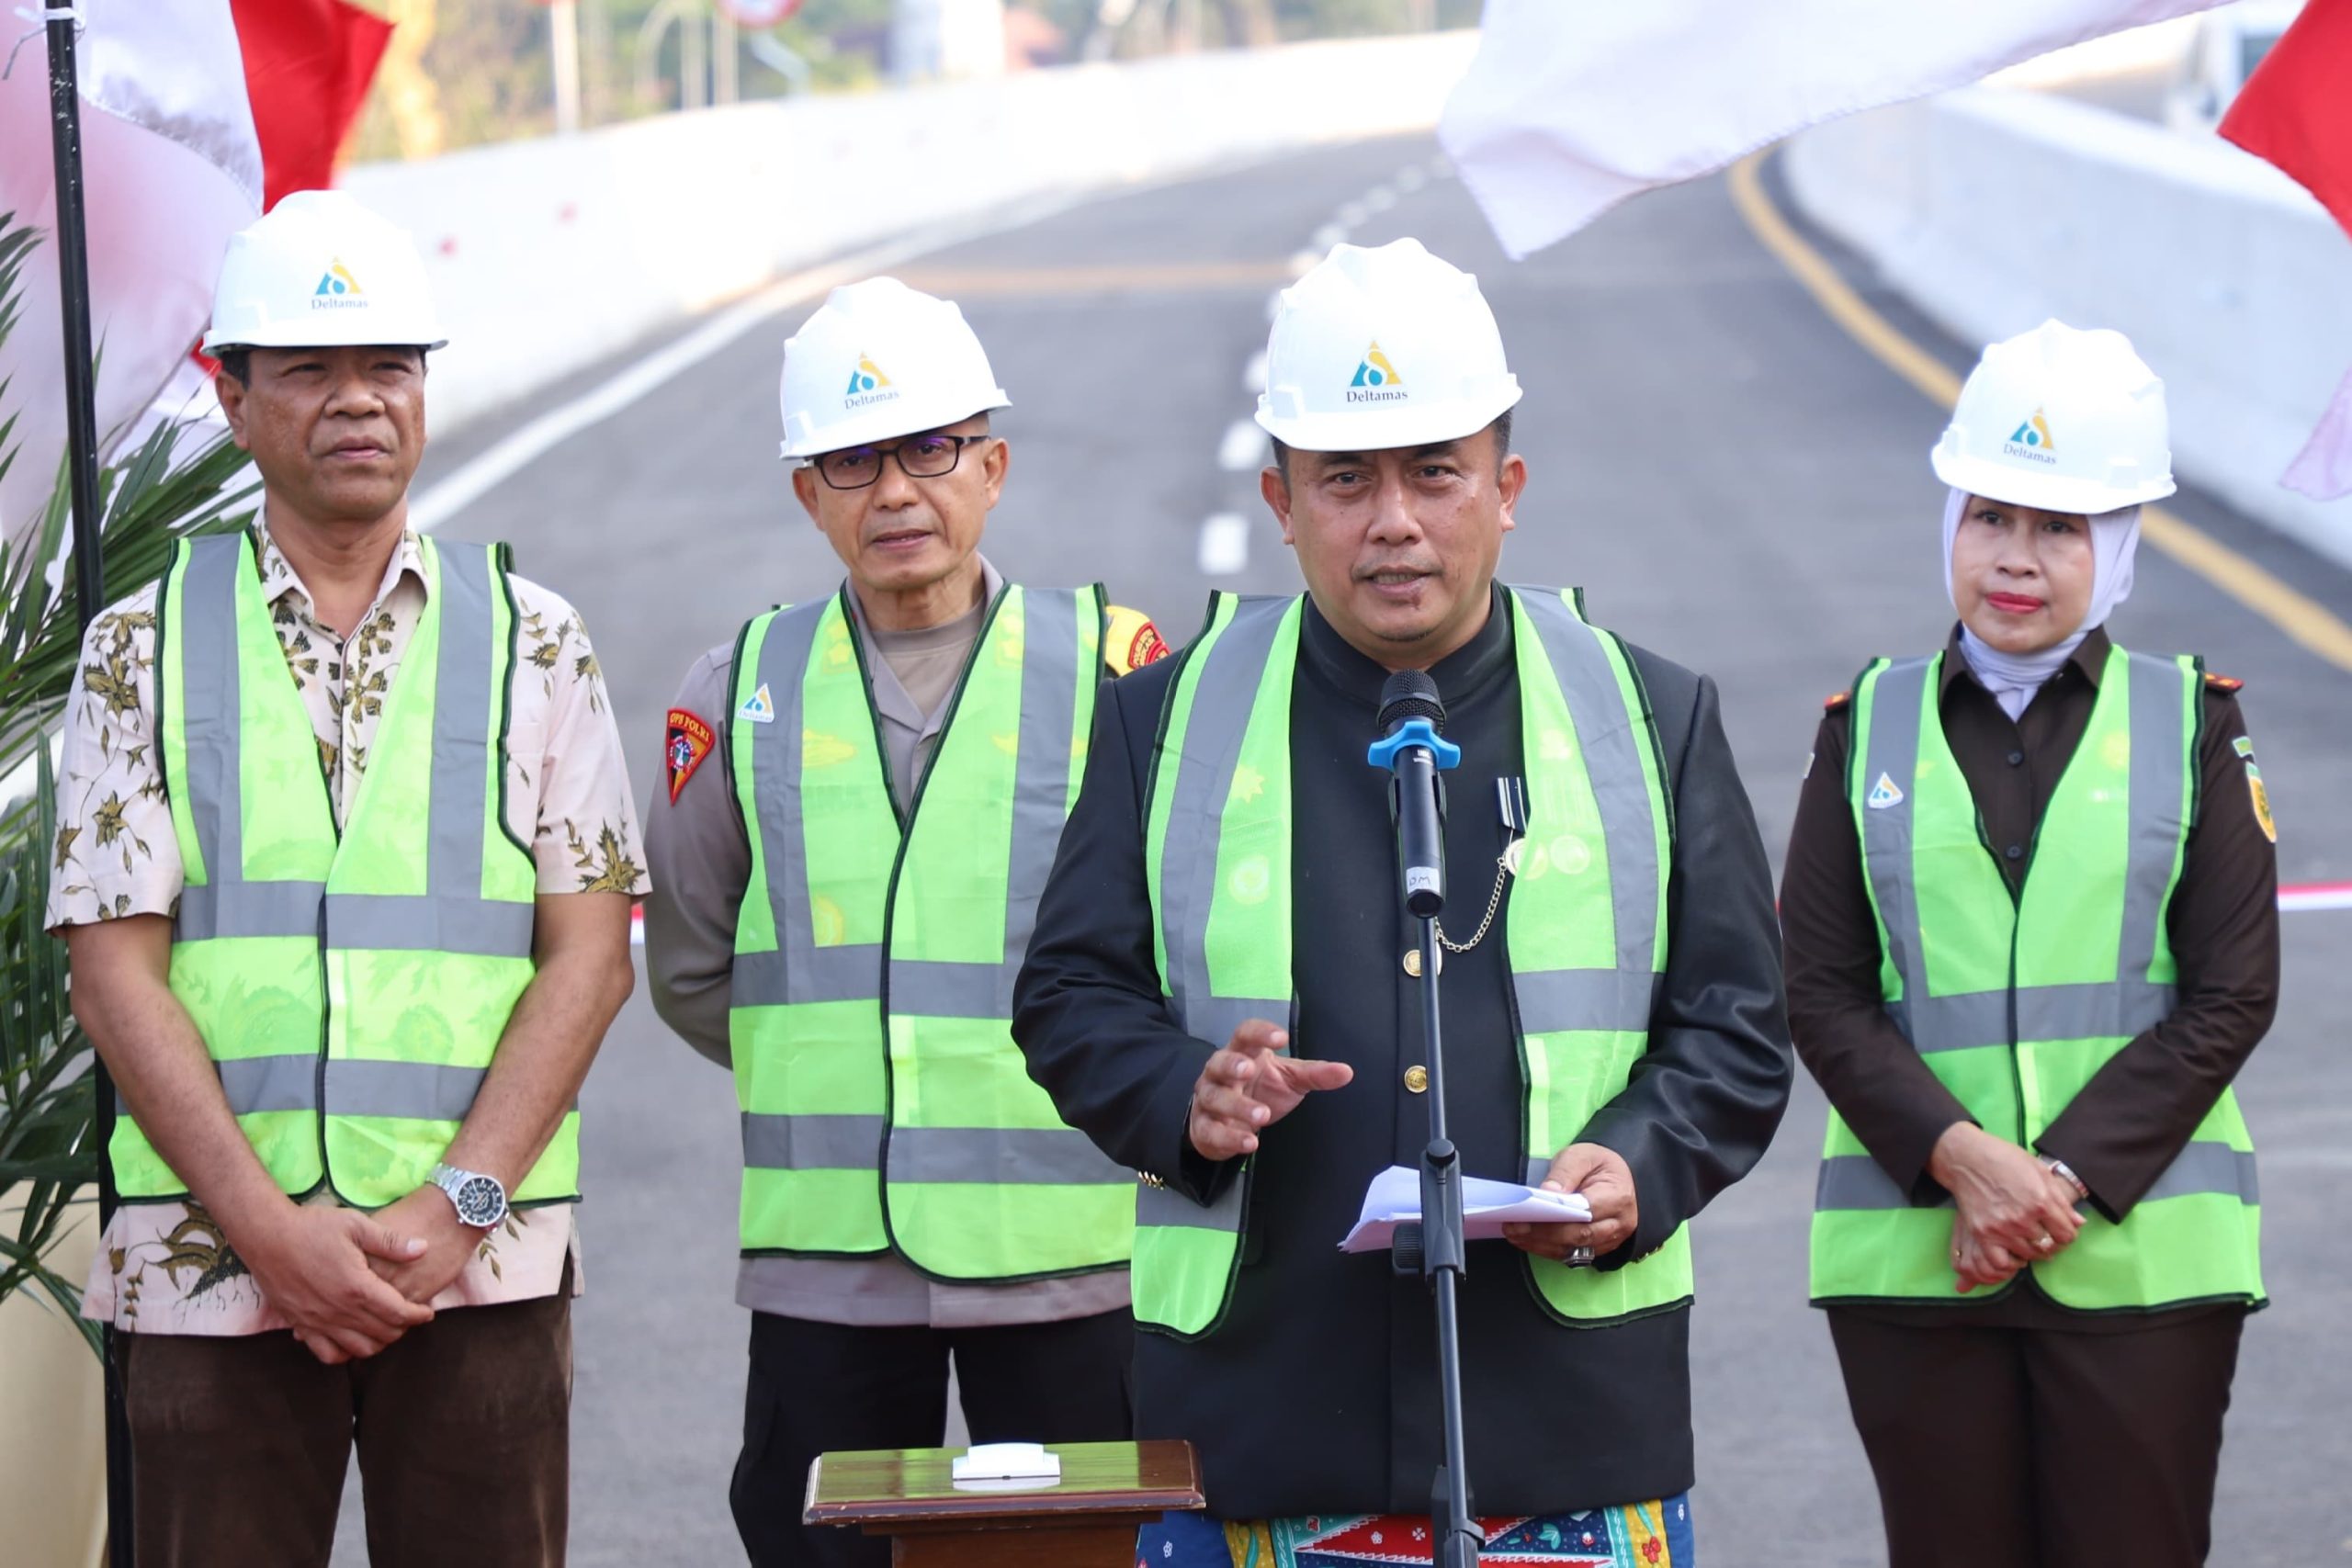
[
  {"xmin": 203, "ymin": 190, "xmax": 446, "ymax": 354},
  {"xmin": 1255, "ymin": 238, "xmax": 1521, "ymax": 452},
  {"xmin": 1930, "ymin": 320, "xmax": 2175, "ymax": 513},
  {"xmin": 778, "ymin": 278, "xmax": 1010, "ymax": 460}
]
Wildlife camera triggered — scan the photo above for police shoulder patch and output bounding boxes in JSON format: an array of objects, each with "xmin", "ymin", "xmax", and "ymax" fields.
[
  {"xmin": 2205, "ymin": 672, "xmax": 2245, "ymax": 694},
  {"xmin": 665, "ymin": 708, "xmax": 716, "ymax": 803},
  {"xmin": 2245, "ymin": 762, "xmax": 2277, "ymax": 843},
  {"xmin": 2233, "ymin": 729, "xmax": 2277, "ymax": 843},
  {"xmin": 1104, "ymin": 604, "xmax": 1171, "ymax": 676}
]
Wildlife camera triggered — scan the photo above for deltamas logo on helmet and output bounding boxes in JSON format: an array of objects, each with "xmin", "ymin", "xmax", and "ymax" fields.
[
  {"xmin": 2002, "ymin": 409, "xmax": 2058, "ymax": 466},
  {"xmin": 311, "ymin": 260, "xmax": 367, "ymax": 312},
  {"xmin": 844, "ymin": 353, "xmax": 900, "ymax": 410},
  {"xmin": 1346, "ymin": 343, "xmax": 1408, "ymax": 404}
]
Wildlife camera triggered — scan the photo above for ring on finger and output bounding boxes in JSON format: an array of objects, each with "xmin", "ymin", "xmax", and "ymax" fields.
[
  {"xmin": 1566, "ymin": 1245, "xmax": 1595, "ymax": 1268},
  {"xmin": 2033, "ymin": 1235, "xmax": 2054, "ymax": 1251}
]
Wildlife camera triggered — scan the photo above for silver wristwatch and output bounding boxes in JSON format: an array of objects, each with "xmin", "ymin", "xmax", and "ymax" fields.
[{"xmin": 430, "ymin": 1162, "xmax": 510, "ymax": 1230}]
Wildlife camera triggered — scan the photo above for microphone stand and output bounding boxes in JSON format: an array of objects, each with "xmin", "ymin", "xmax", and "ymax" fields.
[
  {"xmin": 1372, "ymin": 709, "xmax": 1481, "ymax": 1568},
  {"xmin": 1393, "ymin": 909, "xmax": 1481, "ymax": 1568}
]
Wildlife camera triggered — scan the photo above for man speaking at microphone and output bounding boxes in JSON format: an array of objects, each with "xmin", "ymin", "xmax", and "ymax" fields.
[{"xmin": 1013, "ymin": 239, "xmax": 1792, "ymax": 1564}]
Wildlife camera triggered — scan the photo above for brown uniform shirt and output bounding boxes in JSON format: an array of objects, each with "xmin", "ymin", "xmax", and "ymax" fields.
[{"xmin": 1780, "ymin": 626, "xmax": 2279, "ymax": 1325}]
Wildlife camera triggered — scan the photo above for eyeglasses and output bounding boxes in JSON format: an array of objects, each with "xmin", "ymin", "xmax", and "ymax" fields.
[{"xmin": 810, "ymin": 433, "xmax": 993, "ymax": 491}]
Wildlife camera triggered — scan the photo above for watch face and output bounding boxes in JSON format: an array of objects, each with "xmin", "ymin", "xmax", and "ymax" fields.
[{"xmin": 454, "ymin": 1174, "xmax": 504, "ymax": 1227}]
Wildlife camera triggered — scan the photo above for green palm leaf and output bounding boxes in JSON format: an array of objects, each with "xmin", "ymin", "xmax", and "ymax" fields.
[{"xmin": 0, "ymin": 215, "xmax": 261, "ymax": 1355}]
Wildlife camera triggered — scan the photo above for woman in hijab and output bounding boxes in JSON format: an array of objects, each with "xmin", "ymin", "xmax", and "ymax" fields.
[{"xmin": 1779, "ymin": 321, "xmax": 2279, "ymax": 1568}]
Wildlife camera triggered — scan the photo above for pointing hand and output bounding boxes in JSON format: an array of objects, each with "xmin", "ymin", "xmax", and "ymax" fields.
[{"xmin": 1186, "ymin": 1020, "xmax": 1353, "ymax": 1161}]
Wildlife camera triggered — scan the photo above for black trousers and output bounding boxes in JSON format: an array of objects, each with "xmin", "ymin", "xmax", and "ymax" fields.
[
  {"xmin": 1826, "ymin": 1306, "xmax": 2246, "ymax": 1568},
  {"xmin": 730, "ymin": 1307, "xmax": 1136, "ymax": 1568}
]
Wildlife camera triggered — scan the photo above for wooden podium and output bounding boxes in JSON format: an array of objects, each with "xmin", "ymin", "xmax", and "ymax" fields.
[{"xmin": 804, "ymin": 1438, "xmax": 1204, "ymax": 1567}]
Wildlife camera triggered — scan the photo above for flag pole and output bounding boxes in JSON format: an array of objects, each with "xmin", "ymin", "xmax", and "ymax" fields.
[
  {"xmin": 42, "ymin": 6, "xmax": 104, "ymax": 626},
  {"xmin": 43, "ymin": 7, "xmax": 131, "ymax": 1566}
]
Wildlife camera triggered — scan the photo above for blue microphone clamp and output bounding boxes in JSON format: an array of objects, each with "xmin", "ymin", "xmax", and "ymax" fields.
[{"xmin": 1366, "ymin": 717, "xmax": 1462, "ymax": 772}]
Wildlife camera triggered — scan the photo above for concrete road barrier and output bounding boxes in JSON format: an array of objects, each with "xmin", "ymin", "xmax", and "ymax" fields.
[
  {"xmin": 1785, "ymin": 85, "xmax": 2352, "ymax": 570},
  {"xmin": 340, "ymin": 33, "xmax": 1479, "ymax": 436}
]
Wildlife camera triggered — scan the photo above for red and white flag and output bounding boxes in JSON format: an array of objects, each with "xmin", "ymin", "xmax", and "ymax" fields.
[
  {"xmin": 1440, "ymin": 0, "xmax": 2229, "ymax": 259},
  {"xmin": 232, "ymin": 0, "xmax": 395, "ymax": 208},
  {"xmin": 0, "ymin": 0, "xmax": 390, "ymax": 553},
  {"xmin": 2220, "ymin": 0, "xmax": 2352, "ymax": 502}
]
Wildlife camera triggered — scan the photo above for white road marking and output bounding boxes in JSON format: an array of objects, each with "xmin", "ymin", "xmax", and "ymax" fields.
[
  {"xmin": 1286, "ymin": 250, "xmax": 1321, "ymax": 278},
  {"xmin": 1311, "ymin": 222, "xmax": 1347, "ymax": 250},
  {"xmin": 1218, "ymin": 418, "xmax": 1267, "ymax": 471},
  {"xmin": 1335, "ymin": 200, "xmax": 1369, "ymax": 228},
  {"xmin": 409, "ymin": 195, "xmax": 1086, "ymax": 533},
  {"xmin": 1197, "ymin": 512, "xmax": 1251, "ymax": 576},
  {"xmin": 1243, "ymin": 349, "xmax": 1269, "ymax": 392},
  {"xmin": 1362, "ymin": 185, "xmax": 1397, "ymax": 213},
  {"xmin": 1396, "ymin": 165, "xmax": 1427, "ymax": 194}
]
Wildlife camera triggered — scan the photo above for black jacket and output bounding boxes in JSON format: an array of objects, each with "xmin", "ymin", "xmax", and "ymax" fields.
[{"xmin": 1012, "ymin": 589, "xmax": 1793, "ymax": 1518}]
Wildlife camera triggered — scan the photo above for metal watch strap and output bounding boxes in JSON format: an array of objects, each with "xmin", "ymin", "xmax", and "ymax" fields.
[{"xmin": 432, "ymin": 1162, "xmax": 507, "ymax": 1227}]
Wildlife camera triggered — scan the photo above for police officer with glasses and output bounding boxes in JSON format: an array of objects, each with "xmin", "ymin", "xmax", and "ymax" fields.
[{"xmin": 644, "ymin": 277, "xmax": 1167, "ymax": 1568}]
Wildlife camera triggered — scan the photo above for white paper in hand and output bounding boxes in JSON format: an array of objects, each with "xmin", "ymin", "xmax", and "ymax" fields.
[{"xmin": 1340, "ymin": 1164, "xmax": 1592, "ymax": 1253}]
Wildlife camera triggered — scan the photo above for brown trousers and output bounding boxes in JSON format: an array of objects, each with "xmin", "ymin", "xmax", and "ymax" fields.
[
  {"xmin": 119, "ymin": 1280, "xmax": 571, "ymax": 1568},
  {"xmin": 1826, "ymin": 1306, "xmax": 2245, "ymax": 1568}
]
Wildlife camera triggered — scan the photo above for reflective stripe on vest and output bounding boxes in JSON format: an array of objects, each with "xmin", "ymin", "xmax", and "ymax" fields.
[
  {"xmin": 1133, "ymin": 588, "xmax": 1690, "ymax": 1340},
  {"xmin": 1808, "ymin": 645, "xmax": 2264, "ymax": 1310},
  {"xmin": 116, "ymin": 530, "xmax": 555, "ymax": 1209},
  {"xmin": 726, "ymin": 582, "xmax": 1133, "ymax": 1280}
]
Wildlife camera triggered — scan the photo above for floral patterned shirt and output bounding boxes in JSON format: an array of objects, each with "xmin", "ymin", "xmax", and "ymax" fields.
[{"xmin": 47, "ymin": 524, "xmax": 648, "ymax": 1334}]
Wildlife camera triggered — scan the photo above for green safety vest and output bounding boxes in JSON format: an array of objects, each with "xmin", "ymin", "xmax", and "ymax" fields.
[
  {"xmin": 1133, "ymin": 588, "xmax": 1692, "ymax": 1339},
  {"xmin": 116, "ymin": 530, "xmax": 565, "ymax": 1209},
  {"xmin": 726, "ymin": 581, "xmax": 1134, "ymax": 1280},
  {"xmin": 1809, "ymin": 644, "xmax": 2264, "ymax": 1310}
]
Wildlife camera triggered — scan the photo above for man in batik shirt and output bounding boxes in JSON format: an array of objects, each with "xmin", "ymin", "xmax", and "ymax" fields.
[{"xmin": 52, "ymin": 191, "xmax": 642, "ymax": 1566}]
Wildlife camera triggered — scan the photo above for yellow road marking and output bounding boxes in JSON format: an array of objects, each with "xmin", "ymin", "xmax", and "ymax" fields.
[
  {"xmin": 1727, "ymin": 150, "xmax": 2352, "ymax": 675},
  {"xmin": 892, "ymin": 261, "xmax": 1297, "ymax": 297}
]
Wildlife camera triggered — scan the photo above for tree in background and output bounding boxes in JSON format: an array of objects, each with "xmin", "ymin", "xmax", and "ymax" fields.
[
  {"xmin": 763, "ymin": 0, "xmax": 894, "ymax": 90},
  {"xmin": 369, "ymin": 0, "xmax": 447, "ymax": 159},
  {"xmin": 332, "ymin": 0, "xmax": 1472, "ymax": 160},
  {"xmin": 345, "ymin": 0, "xmax": 886, "ymax": 155},
  {"xmin": 350, "ymin": 0, "xmax": 556, "ymax": 160},
  {"xmin": 1018, "ymin": 0, "xmax": 1466, "ymax": 61}
]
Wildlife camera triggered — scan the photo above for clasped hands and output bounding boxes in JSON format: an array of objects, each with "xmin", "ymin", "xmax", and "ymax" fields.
[
  {"xmin": 1928, "ymin": 1122, "xmax": 2087, "ymax": 1292},
  {"xmin": 1185, "ymin": 1020, "xmax": 1640, "ymax": 1263},
  {"xmin": 225, "ymin": 1183, "xmax": 486, "ymax": 1366}
]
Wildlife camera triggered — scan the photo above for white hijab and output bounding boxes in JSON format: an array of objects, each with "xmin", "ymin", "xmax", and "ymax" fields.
[{"xmin": 1940, "ymin": 487, "xmax": 2142, "ymax": 720}]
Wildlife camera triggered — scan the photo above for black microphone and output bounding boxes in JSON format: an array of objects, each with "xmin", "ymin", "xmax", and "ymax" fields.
[{"xmin": 1366, "ymin": 670, "xmax": 1462, "ymax": 919}]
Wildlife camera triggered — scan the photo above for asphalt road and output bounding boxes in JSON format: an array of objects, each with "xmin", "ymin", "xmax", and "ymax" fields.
[{"xmin": 358, "ymin": 132, "xmax": 2352, "ymax": 1564}]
